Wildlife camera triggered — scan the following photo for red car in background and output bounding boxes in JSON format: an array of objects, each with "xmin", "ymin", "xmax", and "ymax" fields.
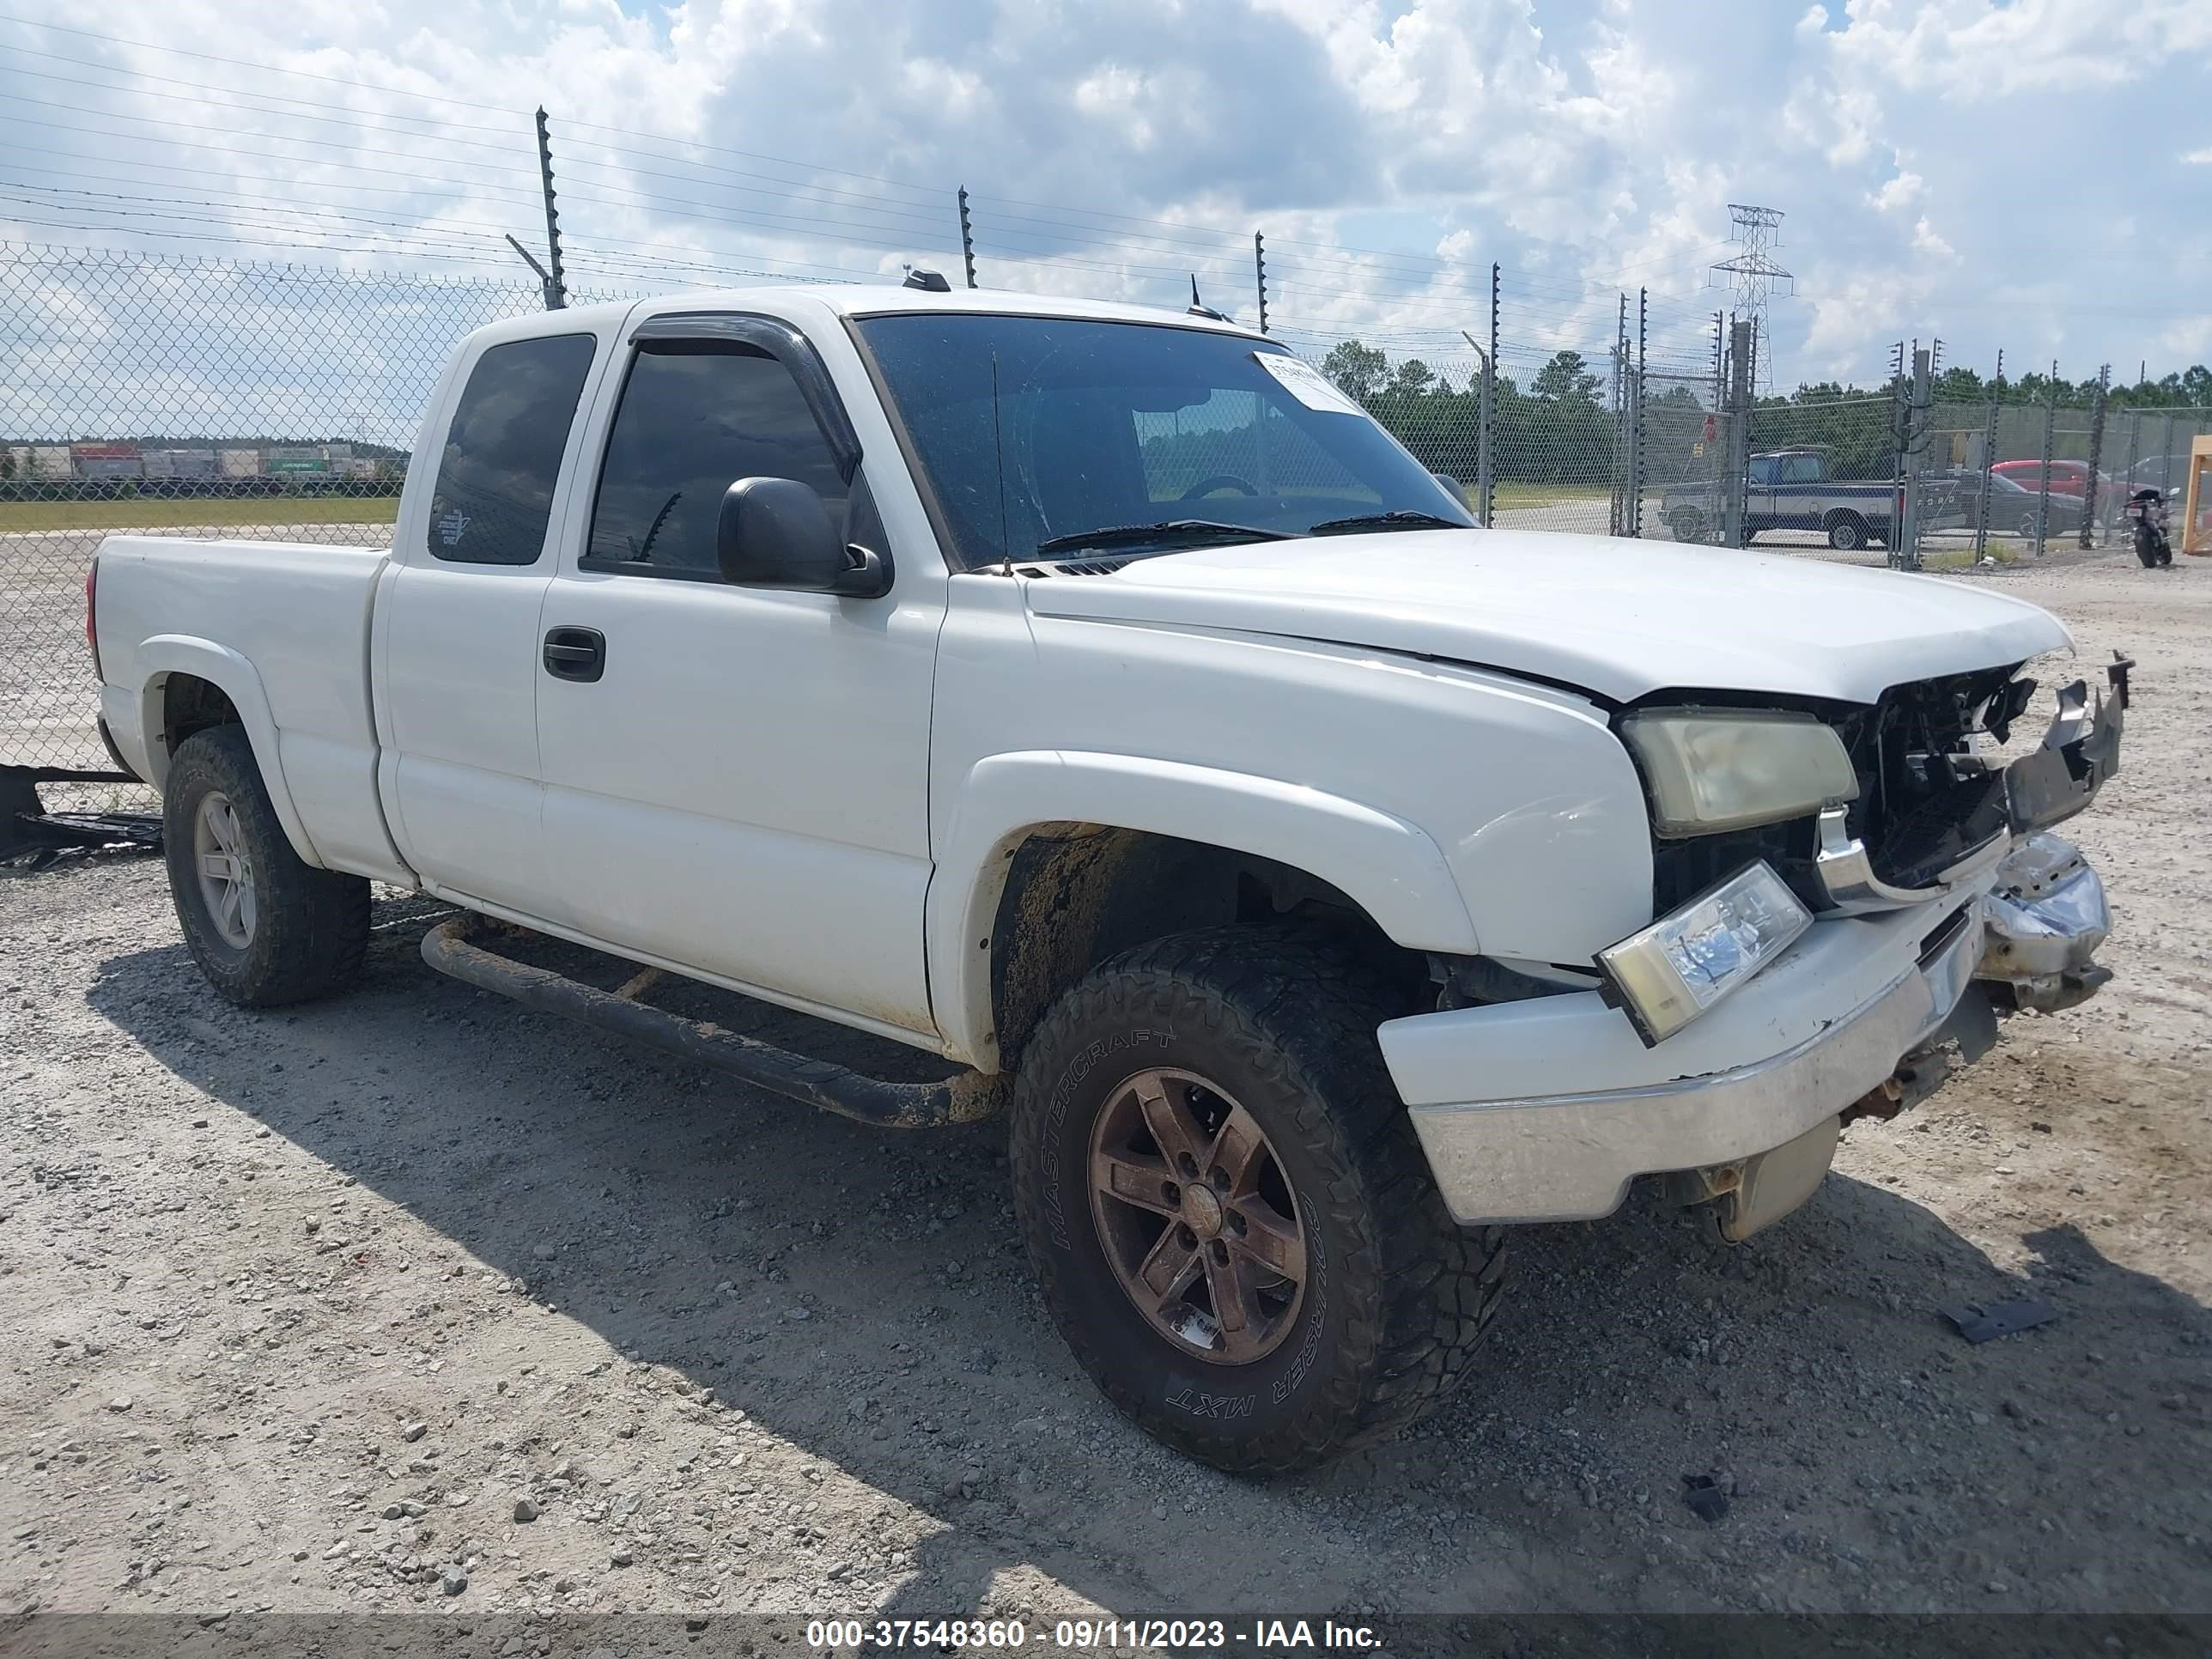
[{"xmin": 1991, "ymin": 459, "xmax": 2112, "ymax": 501}]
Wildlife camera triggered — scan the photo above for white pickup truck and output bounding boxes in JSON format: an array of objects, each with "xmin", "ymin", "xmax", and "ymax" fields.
[{"xmin": 88, "ymin": 280, "xmax": 2124, "ymax": 1473}]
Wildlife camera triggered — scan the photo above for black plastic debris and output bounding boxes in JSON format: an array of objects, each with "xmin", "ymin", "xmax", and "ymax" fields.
[
  {"xmin": 1941, "ymin": 1297, "xmax": 2058, "ymax": 1343},
  {"xmin": 1680, "ymin": 1473, "xmax": 1730, "ymax": 1523}
]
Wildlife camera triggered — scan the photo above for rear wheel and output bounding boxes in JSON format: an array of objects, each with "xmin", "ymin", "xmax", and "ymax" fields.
[
  {"xmin": 1826, "ymin": 514, "xmax": 1869, "ymax": 551},
  {"xmin": 163, "ymin": 725, "xmax": 370, "ymax": 1007},
  {"xmin": 1668, "ymin": 509, "xmax": 1705, "ymax": 544},
  {"xmin": 1009, "ymin": 927, "xmax": 1507, "ymax": 1473}
]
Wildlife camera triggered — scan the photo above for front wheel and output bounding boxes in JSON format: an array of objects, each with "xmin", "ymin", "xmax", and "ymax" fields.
[
  {"xmin": 1009, "ymin": 927, "xmax": 1507, "ymax": 1473},
  {"xmin": 163, "ymin": 725, "xmax": 370, "ymax": 1007},
  {"xmin": 1668, "ymin": 509, "xmax": 1705, "ymax": 544}
]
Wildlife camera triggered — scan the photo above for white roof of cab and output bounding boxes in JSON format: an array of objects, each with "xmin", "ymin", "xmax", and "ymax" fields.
[{"xmin": 612, "ymin": 282, "xmax": 1268, "ymax": 339}]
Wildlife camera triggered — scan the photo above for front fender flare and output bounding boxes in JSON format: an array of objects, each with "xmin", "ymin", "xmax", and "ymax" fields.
[
  {"xmin": 927, "ymin": 750, "xmax": 1478, "ymax": 1070},
  {"xmin": 137, "ymin": 635, "xmax": 324, "ymax": 867}
]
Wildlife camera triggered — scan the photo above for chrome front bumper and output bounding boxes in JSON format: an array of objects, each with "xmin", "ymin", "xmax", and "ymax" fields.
[{"xmin": 1381, "ymin": 837, "xmax": 2111, "ymax": 1228}]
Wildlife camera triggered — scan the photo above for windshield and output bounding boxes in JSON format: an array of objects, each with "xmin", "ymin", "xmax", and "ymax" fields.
[{"xmin": 854, "ymin": 313, "xmax": 1474, "ymax": 569}]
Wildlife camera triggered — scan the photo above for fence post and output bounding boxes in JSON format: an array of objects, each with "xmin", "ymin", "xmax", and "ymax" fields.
[
  {"xmin": 1973, "ymin": 392, "xmax": 1997, "ymax": 563},
  {"xmin": 1457, "ymin": 327, "xmax": 1492, "ymax": 527},
  {"xmin": 1482, "ymin": 264, "xmax": 1499, "ymax": 526},
  {"xmin": 2079, "ymin": 365, "xmax": 2110, "ymax": 549},
  {"xmin": 1252, "ymin": 232, "xmax": 1267, "ymax": 334},
  {"xmin": 2033, "ymin": 369, "xmax": 2057, "ymax": 556},
  {"xmin": 1631, "ymin": 288, "xmax": 1648, "ymax": 538},
  {"xmin": 1619, "ymin": 333, "xmax": 1637, "ymax": 542},
  {"xmin": 533, "ymin": 108, "xmax": 567, "ymax": 310},
  {"xmin": 2121, "ymin": 408, "xmax": 2142, "ymax": 505},
  {"xmin": 957, "ymin": 187, "xmax": 978, "ymax": 289},
  {"xmin": 1723, "ymin": 318, "xmax": 1752, "ymax": 549},
  {"xmin": 2164, "ymin": 410, "xmax": 2179, "ymax": 483},
  {"xmin": 1899, "ymin": 346, "xmax": 1931, "ymax": 571},
  {"xmin": 1619, "ymin": 292, "xmax": 1637, "ymax": 535}
]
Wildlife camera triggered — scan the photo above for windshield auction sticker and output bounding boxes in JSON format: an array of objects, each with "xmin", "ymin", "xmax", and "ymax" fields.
[{"xmin": 1253, "ymin": 350, "xmax": 1365, "ymax": 416}]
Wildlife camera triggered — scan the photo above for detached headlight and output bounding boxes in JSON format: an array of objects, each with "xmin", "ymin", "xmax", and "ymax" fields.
[
  {"xmin": 1595, "ymin": 861, "xmax": 1812, "ymax": 1045},
  {"xmin": 1621, "ymin": 708, "xmax": 1857, "ymax": 837}
]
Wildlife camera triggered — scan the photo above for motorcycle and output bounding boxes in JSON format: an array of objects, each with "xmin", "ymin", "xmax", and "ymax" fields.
[{"xmin": 2124, "ymin": 489, "xmax": 2174, "ymax": 568}]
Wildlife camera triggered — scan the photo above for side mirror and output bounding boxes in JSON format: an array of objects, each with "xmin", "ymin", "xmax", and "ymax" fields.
[
  {"xmin": 715, "ymin": 477, "xmax": 889, "ymax": 598},
  {"xmin": 1432, "ymin": 472, "xmax": 1470, "ymax": 509}
]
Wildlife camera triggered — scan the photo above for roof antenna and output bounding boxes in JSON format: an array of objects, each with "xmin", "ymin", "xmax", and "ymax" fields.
[{"xmin": 1187, "ymin": 275, "xmax": 1227, "ymax": 322}]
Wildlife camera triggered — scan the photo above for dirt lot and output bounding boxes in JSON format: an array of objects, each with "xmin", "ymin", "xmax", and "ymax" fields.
[{"xmin": 3, "ymin": 548, "xmax": 2209, "ymax": 1632}]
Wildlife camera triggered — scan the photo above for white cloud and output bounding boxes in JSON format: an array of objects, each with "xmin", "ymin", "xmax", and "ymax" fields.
[
  {"xmin": 0, "ymin": 0, "xmax": 2207, "ymax": 405},
  {"xmin": 1867, "ymin": 165, "xmax": 1924, "ymax": 214}
]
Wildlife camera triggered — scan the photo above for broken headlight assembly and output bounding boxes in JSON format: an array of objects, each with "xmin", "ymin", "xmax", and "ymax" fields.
[
  {"xmin": 1620, "ymin": 708, "xmax": 1859, "ymax": 837},
  {"xmin": 1595, "ymin": 860, "xmax": 1813, "ymax": 1045}
]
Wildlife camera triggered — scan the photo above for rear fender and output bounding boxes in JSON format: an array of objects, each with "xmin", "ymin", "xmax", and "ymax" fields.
[{"xmin": 137, "ymin": 635, "xmax": 323, "ymax": 866}]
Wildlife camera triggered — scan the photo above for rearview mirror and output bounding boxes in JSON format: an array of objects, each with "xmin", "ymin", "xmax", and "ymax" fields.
[{"xmin": 716, "ymin": 477, "xmax": 889, "ymax": 598}]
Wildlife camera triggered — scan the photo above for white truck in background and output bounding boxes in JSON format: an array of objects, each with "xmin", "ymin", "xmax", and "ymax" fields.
[{"xmin": 88, "ymin": 279, "xmax": 2124, "ymax": 1472}]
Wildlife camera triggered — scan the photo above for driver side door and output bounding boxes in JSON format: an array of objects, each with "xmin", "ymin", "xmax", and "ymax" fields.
[{"xmin": 532, "ymin": 317, "xmax": 942, "ymax": 1041}]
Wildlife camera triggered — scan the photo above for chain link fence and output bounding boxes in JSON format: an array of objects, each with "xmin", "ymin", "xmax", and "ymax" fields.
[
  {"xmin": 3, "ymin": 240, "xmax": 2203, "ymax": 785},
  {"xmin": 0, "ymin": 243, "xmax": 641, "ymax": 777}
]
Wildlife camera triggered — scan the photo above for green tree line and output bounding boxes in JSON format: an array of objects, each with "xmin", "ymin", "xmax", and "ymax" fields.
[{"xmin": 1311, "ymin": 338, "xmax": 2212, "ymax": 492}]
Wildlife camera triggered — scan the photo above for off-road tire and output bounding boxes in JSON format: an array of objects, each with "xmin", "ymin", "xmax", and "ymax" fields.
[
  {"xmin": 163, "ymin": 725, "xmax": 370, "ymax": 1007},
  {"xmin": 1009, "ymin": 926, "xmax": 1507, "ymax": 1474}
]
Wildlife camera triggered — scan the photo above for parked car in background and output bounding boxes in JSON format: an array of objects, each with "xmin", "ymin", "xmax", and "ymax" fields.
[
  {"xmin": 1661, "ymin": 447, "xmax": 1899, "ymax": 550},
  {"xmin": 2122, "ymin": 453, "xmax": 2196, "ymax": 498},
  {"xmin": 1954, "ymin": 470, "xmax": 2088, "ymax": 538},
  {"xmin": 1990, "ymin": 459, "xmax": 2111, "ymax": 503}
]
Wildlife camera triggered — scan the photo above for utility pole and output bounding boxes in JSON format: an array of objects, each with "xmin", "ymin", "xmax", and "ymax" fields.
[
  {"xmin": 1253, "ymin": 232, "xmax": 1268, "ymax": 334},
  {"xmin": 533, "ymin": 107, "xmax": 567, "ymax": 310},
  {"xmin": 957, "ymin": 187, "xmax": 977, "ymax": 289},
  {"xmin": 1710, "ymin": 204, "xmax": 1791, "ymax": 395}
]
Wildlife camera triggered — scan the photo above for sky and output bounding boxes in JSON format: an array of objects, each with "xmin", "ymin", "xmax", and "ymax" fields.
[{"xmin": 2, "ymin": 0, "xmax": 2210, "ymax": 403}]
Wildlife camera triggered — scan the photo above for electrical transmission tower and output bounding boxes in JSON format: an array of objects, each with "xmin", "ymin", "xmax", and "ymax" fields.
[{"xmin": 1710, "ymin": 204, "xmax": 1793, "ymax": 393}]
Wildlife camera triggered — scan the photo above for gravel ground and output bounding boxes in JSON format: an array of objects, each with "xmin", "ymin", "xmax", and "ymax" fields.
[{"xmin": 2, "ymin": 547, "xmax": 2208, "ymax": 1630}]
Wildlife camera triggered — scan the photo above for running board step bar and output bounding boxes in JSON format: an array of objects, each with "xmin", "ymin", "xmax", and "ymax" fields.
[{"xmin": 420, "ymin": 914, "xmax": 1003, "ymax": 1129}]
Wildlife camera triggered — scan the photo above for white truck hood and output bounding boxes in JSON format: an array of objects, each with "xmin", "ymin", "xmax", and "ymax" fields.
[{"xmin": 1019, "ymin": 528, "xmax": 2072, "ymax": 703}]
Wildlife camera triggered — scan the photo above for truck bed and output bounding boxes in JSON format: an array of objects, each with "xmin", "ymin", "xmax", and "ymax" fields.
[{"xmin": 94, "ymin": 535, "xmax": 396, "ymax": 876}]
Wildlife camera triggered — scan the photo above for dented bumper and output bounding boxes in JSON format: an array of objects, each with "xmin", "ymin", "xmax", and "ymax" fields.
[
  {"xmin": 1379, "ymin": 894, "xmax": 1988, "ymax": 1225},
  {"xmin": 1382, "ymin": 659, "xmax": 2124, "ymax": 1231}
]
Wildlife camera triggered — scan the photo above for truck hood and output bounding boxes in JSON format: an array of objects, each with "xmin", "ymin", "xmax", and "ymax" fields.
[{"xmin": 1018, "ymin": 528, "xmax": 2072, "ymax": 704}]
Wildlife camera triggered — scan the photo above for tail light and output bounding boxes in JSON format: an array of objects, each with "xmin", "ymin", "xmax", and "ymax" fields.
[{"xmin": 85, "ymin": 557, "xmax": 100, "ymax": 678}]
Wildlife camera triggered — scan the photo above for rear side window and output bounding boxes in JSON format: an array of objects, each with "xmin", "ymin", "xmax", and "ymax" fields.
[
  {"xmin": 586, "ymin": 343, "xmax": 849, "ymax": 576},
  {"xmin": 426, "ymin": 332, "xmax": 597, "ymax": 565}
]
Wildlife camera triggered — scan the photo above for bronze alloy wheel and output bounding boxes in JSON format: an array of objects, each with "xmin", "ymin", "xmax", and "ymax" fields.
[{"xmin": 1086, "ymin": 1066, "xmax": 1305, "ymax": 1364}]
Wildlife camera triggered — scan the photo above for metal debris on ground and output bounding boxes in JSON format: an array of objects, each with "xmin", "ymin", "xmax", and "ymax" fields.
[
  {"xmin": 1941, "ymin": 1298, "xmax": 2059, "ymax": 1343},
  {"xmin": 1680, "ymin": 1473, "xmax": 1731, "ymax": 1523}
]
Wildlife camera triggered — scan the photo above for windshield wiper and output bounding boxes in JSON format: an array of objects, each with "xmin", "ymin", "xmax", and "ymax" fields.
[
  {"xmin": 1033, "ymin": 519, "xmax": 1297, "ymax": 557},
  {"xmin": 1306, "ymin": 509, "xmax": 1467, "ymax": 535}
]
